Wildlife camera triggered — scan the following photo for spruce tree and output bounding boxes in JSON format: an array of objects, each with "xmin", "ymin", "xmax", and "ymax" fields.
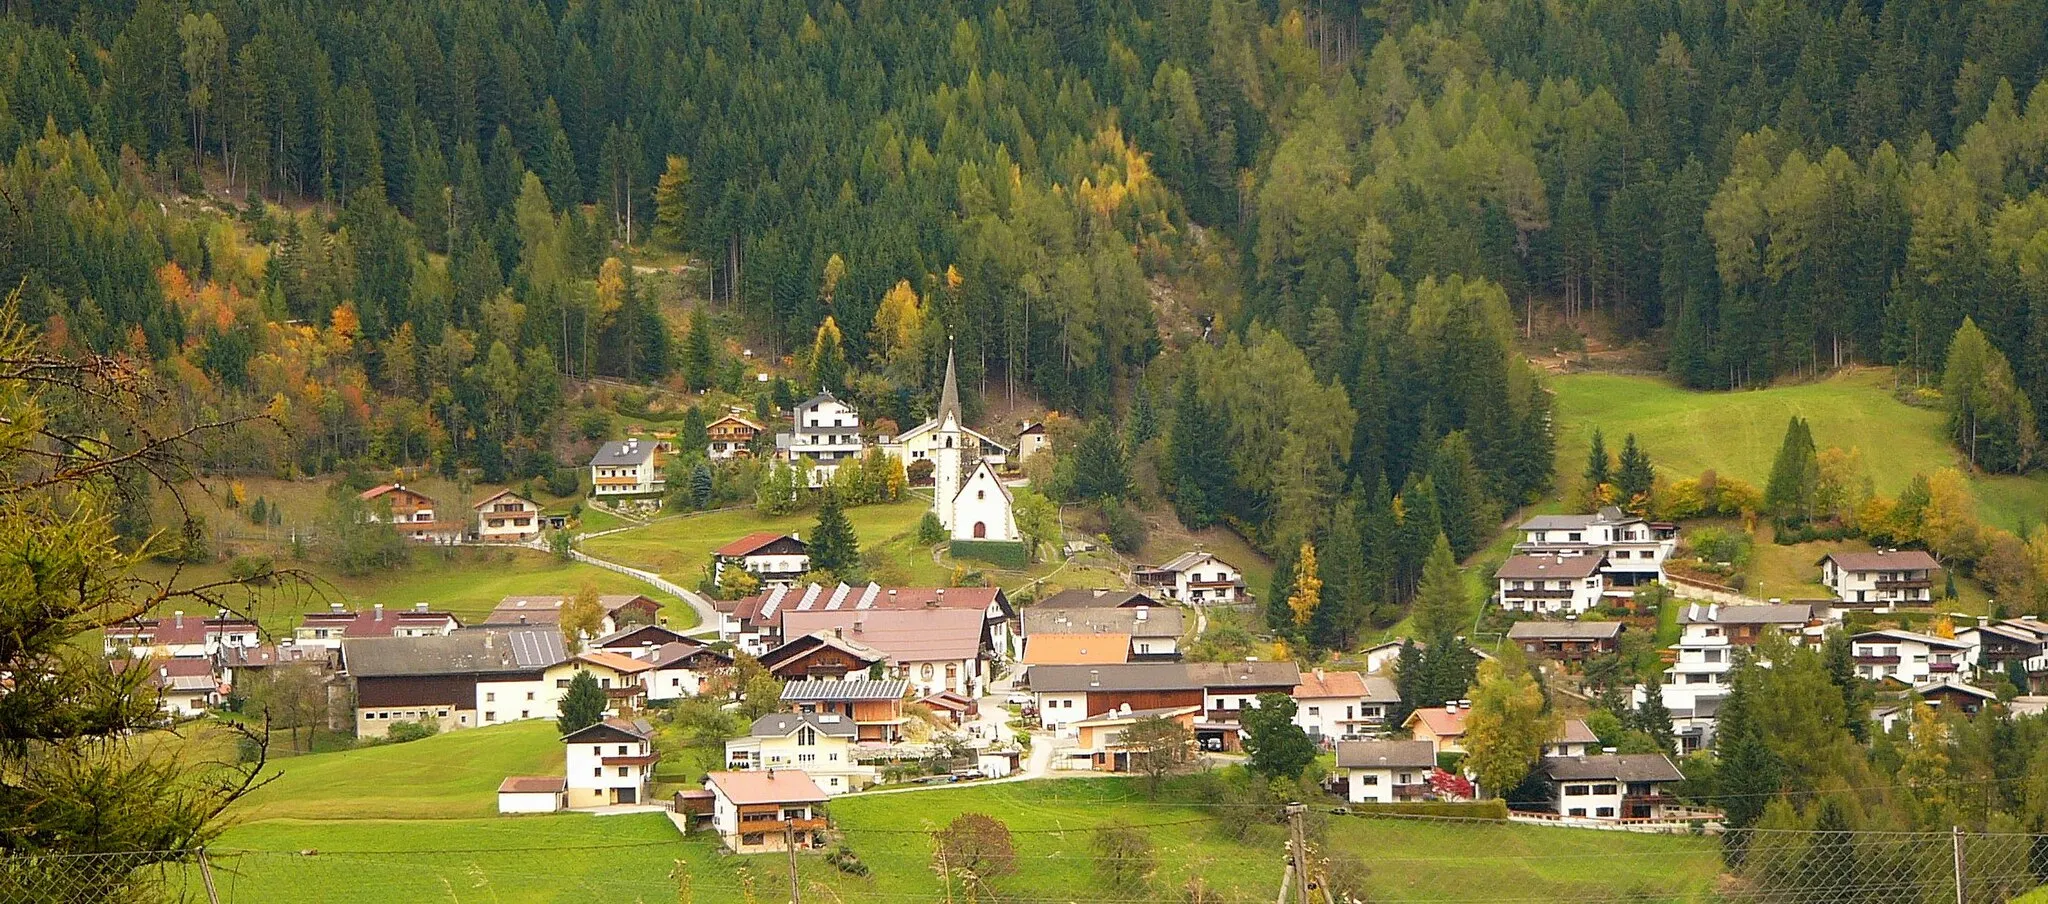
[
  {"xmin": 1411, "ymin": 533, "xmax": 1467, "ymax": 644},
  {"xmin": 690, "ymin": 462, "xmax": 714, "ymax": 509},
  {"xmin": 808, "ymin": 316, "xmax": 849, "ymax": 396},
  {"xmin": 556, "ymin": 670, "xmax": 607, "ymax": 734},
  {"xmin": 1167, "ymin": 373, "xmax": 1229, "ymax": 529},
  {"xmin": 1584, "ymin": 428, "xmax": 1611, "ymax": 493},
  {"xmin": 1071, "ymin": 419, "xmax": 1131, "ymax": 501},
  {"xmin": 1428, "ymin": 432, "xmax": 1489, "ymax": 558},
  {"xmin": 1616, "ymin": 433, "xmax": 1656, "ymax": 512},
  {"xmin": 681, "ymin": 405, "xmax": 709, "ymax": 454},
  {"xmin": 1630, "ymin": 689, "xmax": 1676, "ymax": 754},
  {"xmin": 653, "ymin": 155, "xmax": 690, "ymax": 249},
  {"xmin": 808, "ymin": 489, "xmax": 859, "ymax": 577},
  {"xmin": 1763, "ymin": 416, "xmax": 1821, "ymax": 524},
  {"xmin": 682, "ymin": 307, "xmax": 716, "ymax": 392}
]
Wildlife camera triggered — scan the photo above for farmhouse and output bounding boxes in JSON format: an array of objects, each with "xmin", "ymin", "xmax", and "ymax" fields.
[
  {"xmin": 703, "ymin": 770, "xmax": 830, "ymax": 853},
  {"xmin": 484, "ymin": 594, "xmax": 663, "ymax": 637},
  {"xmin": 758, "ymin": 629, "xmax": 889, "ymax": 682},
  {"xmin": 779, "ymin": 389, "xmax": 865, "ymax": 488},
  {"xmin": 358, "ymin": 484, "xmax": 463, "ymax": 543},
  {"xmin": 212, "ymin": 643, "xmax": 325, "ymax": 691},
  {"xmin": 1819, "ymin": 550, "xmax": 1940, "ymax": 605},
  {"xmin": 472, "ymin": 489, "xmax": 543, "ymax": 542},
  {"xmin": 1957, "ymin": 617, "xmax": 2048, "ymax": 685},
  {"xmin": 1506, "ymin": 620, "xmax": 1623, "ymax": 661},
  {"xmin": 776, "ymin": 607, "xmax": 988, "ymax": 697},
  {"xmin": 1016, "ymin": 421, "xmax": 1049, "ymax": 463},
  {"xmin": 588, "ymin": 438, "xmax": 665, "ymax": 496},
  {"xmin": 1134, "ymin": 551, "xmax": 1247, "ymax": 605},
  {"xmin": 1334, "ymin": 740, "xmax": 1439, "ymax": 804},
  {"xmin": 591, "ymin": 623, "xmax": 696, "ymax": 656},
  {"xmin": 570, "ymin": 650, "xmax": 655, "ymax": 711},
  {"xmin": 706, "ymin": 413, "xmax": 763, "ymax": 459},
  {"xmin": 1539, "ymin": 754, "xmax": 1686, "ymax": 821},
  {"xmin": 1914, "ymin": 679, "xmax": 1999, "ymax": 716},
  {"xmin": 1021, "ymin": 605, "xmax": 1183, "ymax": 661},
  {"xmin": 724, "ymin": 712, "xmax": 874, "ymax": 795},
  {"xmin": 780, "ymin": 679, "xmax": 910, "ymax": 743},
  {"xmin": 1066, "ymin": 704, "xmax": 1200, "ymax": 772},
  {"xmin": 1514, "ymin": 507, "xmax": 1679, "ymax": 590},
  {"xmin": 643, "ymin": 641, "xmax": 734, "ymax": 702},
  {"xmin": 563, "ymin": 717, "xmax": 657, "ymax": 808},
  {"xmin": 104, "ymin": 610, "xmax": 261, "ymax": 659},
  {"xmin": 120, "ymin": 657, "xmax": 221, "ymax": 718},
  {"xmin": 1402, "ymin": 704, "xmax": 1470, "ymax": 755},
  {"xmin": 1292, "ymin": 668, "xmax": 1400, "ymax": 741},
  {"xmin": 294, "ymin": 602, "xmax": 461, "ymax": 650},
  {"xmin": 1851, "ymin": 628, "xmax": 1971, "ymax": 684},
  {"xmin": 1494, "ymin": 555, "xmax": 1606, "ymax": 614},
  {"xmin": 340, "ymin": 626, "xmax": 569, "ymax": 737},
  {"xmin": 712, "ymin": 532, "xmax": 810, "ymax": 587}
]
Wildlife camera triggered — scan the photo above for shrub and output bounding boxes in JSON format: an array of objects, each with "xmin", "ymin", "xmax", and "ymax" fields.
[
  {"xmin": 950, "ymin": 539, "xmax": 1028, "ymax": 570},
  {"xmin": 917, "ymin": 511, "xmax": 946, "ymax": 545},
  {"xmin": 1342, "ymin": 800, "xmax": 1509, "ymax": 820},
  {"xmin": 385, "ymin": 719, "xmax": 439, "ymax": 743},
  {"xmin": 1099, "ymin": 500, "xmax": 1146, "ymax": 554},
  {"xmin": 226, "ymin": 555, "xmax": 274, "ymax": 584},
  {"xmin": 1687, "ymin": 526, "xmax": 1752, "ymax": 567},
  {"xmin": 546, "ymin": 466, "xmax": 581, "ymax": 497}
]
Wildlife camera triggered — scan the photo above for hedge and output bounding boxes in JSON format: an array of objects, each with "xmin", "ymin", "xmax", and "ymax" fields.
[
  {"xmin": 1342, "ymin": 800, "xmax": 1510, "ymax": 820},
  {"xmin": 949, "ymin": 539, "xmax": 1029, "ymax": 570}
]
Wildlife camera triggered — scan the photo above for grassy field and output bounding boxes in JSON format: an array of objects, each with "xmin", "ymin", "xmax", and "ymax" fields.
[
  {"xmin": 1551, "ymin": 368, "xmax": 2048, "ymax": 532},
  {"xmin": 200, "ymin": 723, "xmax": 1726, "ymax": 903},
  {"xmin": 580, "ymin": 499, "xmax": 934, "ymax": 587}
]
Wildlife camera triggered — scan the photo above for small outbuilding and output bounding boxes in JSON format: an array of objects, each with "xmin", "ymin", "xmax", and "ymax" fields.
[{"xmin": 497, "ymin": 776, "xmax": 566, "ymax": 814}]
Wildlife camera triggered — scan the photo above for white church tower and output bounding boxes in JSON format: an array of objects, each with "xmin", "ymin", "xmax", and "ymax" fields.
[{"xmin": 931, "ymin": 344, "xmax": 964, "ymax": 530}]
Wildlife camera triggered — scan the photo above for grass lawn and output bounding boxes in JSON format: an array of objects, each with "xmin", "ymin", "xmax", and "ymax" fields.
[
  {"xmin": 580, "ymin": 499, "xmax": 932, "ymax": 587},
  {"xmin": 1133, "ymin": 509, "xmax": 1277, "ymax": 598},
  {"xmin": 232, "ymin": 721, "xmax": 563, "ymax": 821},
  {"xmin": 1551, "ymin": 368, "xmax": 2048, "ymax": 532}
]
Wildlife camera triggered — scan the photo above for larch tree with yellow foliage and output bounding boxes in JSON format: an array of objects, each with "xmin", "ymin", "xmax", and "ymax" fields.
[
  {"xmin": 869, "ymin": 279, "xmax": 926, "ymax": 374},
  {"xmin": 809, "ymin": 316, "xmax": 849, "ymax": 395},
  {"xmin": 1287, "ymin": 540, "xmax": 1322, "ymax": 627}
]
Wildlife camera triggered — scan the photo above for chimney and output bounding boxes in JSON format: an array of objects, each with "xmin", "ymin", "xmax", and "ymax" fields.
[
  {"xmin": 160, "ymin": 666, "xmax": 169, "ymax": 678},
  {"xmin": 833, "ymin": 627, "xmax": 845, "ymax": 640},
  {"xmin": 1978, "ymin": 616, "xmax": 1990, "ymax": 628},
  {"xmin": 374, "ymin": 604, "xmax": 385, "ymax": 621},
  {"xmin": 415, "ymin": 602, "xmax": 429, "ymax": 613},
  {"xmin": 174, "ymin": 611, "xmax": 185, "ymax": 629},
  {"xmin": 1089, "ymin": 669, "xmax": 1101, "ymax": 688},
  {"xmin": 518, "ymin": 615, "xmax": 528, "ymax": 625},
  {"xmin": 483, "ymin": 634, "xmax": 494, "ymax": 650},
  {"xmin": 1445, "ymin": 701, "xmax": 1458, "ymax": 713},
  {"xmin": 1134, "ymin": 607, "xmax": 1148, "ymax": 622},
  {"xmin": 1120, "ymin": 703, "xmax": 1131, "ymax": 714},
  {"xmin": 1707, "ymin": 603, "xmax": 1719, "ymax": 622},
  {"xmin": 329, "ymin": 602, "xmax": 345, "ymax": 613},
  {"xmin": 1314, "ymin": 668, "xmax": 1325, "ymax": 680}
]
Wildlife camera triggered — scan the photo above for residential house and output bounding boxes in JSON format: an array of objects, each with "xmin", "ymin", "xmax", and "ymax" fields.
[
  {"xmin": 485, "ymin": 594, "xmax": 663, "ymax": 637},
  {"xmin": 340, "ymin": 626, "xmax": 570, "ymax": 737},
  {"xmin": 1514, "ymin": 507, "xmax": 1680, "ymax": 591},
  {"xmin": 104, "ymin": 610, "xmax": 260, "ymax": 659},
  {"xmin": 1402, "ymin": 704, "xmax": 1470, "ymax": 755},
  {"xmin": 1494, "ymin": 555, "xmax": 1607, "ymax": 614},
  {"xmin": 707, "ymin": 414, "xmax": 763, "ymax": 459},
  {"xmin": 473, "ymin": 490, "xmax": 543, "ymax": 542},
  {"xmin": 644, "ymin": 641, "xmax": 734, "ymax": 702},
  {"xmin": 1134, "ymin": 552, "xmax": 1247, "ymax": 605},
  {"xmin": 1359, "ymin": 641, "xmax": 1405, "ymax": 675},
  {"xmin": 780, "ymin": 679, "xmax": 909, "ymax": 743},
  {"xmin": 703, "ymin": 770, "xmax": 830, "ymax": 853},
  {"xmin": 723, "ymin": 713, "xmax": 874, "ymax": 795},
  {"xmin": 1016, "ymin": 421, "xmax": 1049, "ymax": 463},
  {"xmin": 1065, "ymin": 705, "xmax": 1200, "ymax": 772},
  {"xmin": 758, "ymin": 630, "xmax": 889, "ymax": 682},
  {"xmin": 774, "ymin": 608, "xmax": 988, "ymax": 697},
  {"xmin": 569, "ymin": 650, "xmax": 656, "ymax": 712},
  {"xmin": 1660, "ymin": 603, "xmax": 1817, "ymax": 727},
  {"xmin": 563, "ymin": 717, "xmax": 657, "ymax": 808},
  {"xmin": 119, "ymin": 657, "xmax": 221, "ymax": 718},
  {"xmin": 497, "ymin": 776, "xmax": 566, "ymax": 814},
  {"xmin": 1957, "ymin": 617, "xmax": 2048, "ymax": 686},
  {"xmin": 1852, "ymin": 629, "xmax": 1971, "ymax": 684},
  {"xmin": 1539, "ymin": 755, "xmax": 1686, "ymax": 821},
  {"xmin": 212, "ymin": 643, "xmax": 325, "ymax": 692},
  {"xmin": 1819, "ymin": 550, "xmax": 1940, "ymax": 605},
  {"xmin": 293, "ymin": 602, "xmax": 461, "ymax": 650},
  {"xmin": 779, "ymin": 390, "xmax": 865, "ymax": 488},
  {"xmin": 1669, "ymin": 698, "xmax": 1721, "ymax": 755},
  {"xmin": 1507, "ymin": 620, "xmax": 1623, "ymax": 661},
  {"xmin": 720, "ymin": 583, "xmax": 1015, "ymax": 660},
  {"xmin": 1292, "ymin": 669, "xmax": 1401, "ymax": 741},
  {"xmin": 1025, "ymin": 661, "xmax": 1302, "ymax": 752},
  {"xmin": 1335, "ymin": 740, "xmax": 1439, "ymax": 804},
  {"xmin": 713, "ymin": 533, "xmax": 810, "ymax": 588},
  {"xmin": 1023, "ymin": 634, "xmax": 1131, "ymax": 667},
  {"xmin": 1021, "ymin": 605, "xmax": 1183, "ymax": 661},
  {"xmin": 1913, "ymin": 680, "xmax": 1999, "ymax": 716},
  {"xmin": 588, "ymin": 438, "xmax": 665, "ymax": 496},
  {"xmin": 1036, "ymin": 589, "xmax": 1164, "ymax": 610},
  {"xmin": 590, "ymin": 624, "xmax": 696, "ymax": 657},
  {"xmin": 918, "ymin": 691, "xmax": 978, "ymax": 725},
  {"xmin": 358, "ymin": 484, "xmax": 463, "ymax": 544},
  {"xmin": 1542, "ymin": 719, "xmax": 1600, "ymax": 758}
]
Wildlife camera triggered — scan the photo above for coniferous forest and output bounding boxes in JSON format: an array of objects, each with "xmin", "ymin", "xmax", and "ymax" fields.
[{"xmin": 2, "ymin": 0, "xmax": 2047, "ymax": 632}]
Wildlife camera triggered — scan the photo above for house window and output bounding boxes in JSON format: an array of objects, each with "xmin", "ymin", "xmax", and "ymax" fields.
[
  {"xmin": 527, "ymin": 691, "xmax": 535, "ymax": 701},
  {"xmin": 484, "ymin": 712, "xmax": 496, "ymax": 722},
  {"xmin": 485, "ymin": 692, "xmax": 495, "ymax": 702},
  {"xmin": 1565, "ymin": 785, "xmax": 1590, "ymax": 796},
  {"xmin": 1596, "ymin": 808, "xmax": 1615, "ymax": 818},
  {"xmin": 521, "ymin": 710, "xmax": 530, "ymax": 718},
  {"xmin": 1399, "ymin": 772, "xmax": 1413, "ymax": 783},
  {"xmin": 557, "ymin": 679, "xmax": 570, "ymax": 688},
  {"xmin": 618, "ymin": 745, "xmax": 630, "ymax": 755},
  {"xmin": 1593, "ymin": 784, "xmax": 1617, "ymax": 795},
  {"xmin": 1307, "ymin": 706, "xmax": 1320, "ymax": 716},
  {"xmin": 1361, "ymin": 775, "xmax": 1379, "ymax": 786},
  {"xmin": 618, "ymin": 767, "xmax": 629, "ymax": 777},
  {"xmin": 593, "ymin": 745, "xmax": 603, "ymax": 755},
  {"xmin": 1569, "ymin": 809, "xmax": 1586, "ymax": 817},
  {"xmin": 798, "ymin": 727, "xmax": 818, "ymax": 746}
]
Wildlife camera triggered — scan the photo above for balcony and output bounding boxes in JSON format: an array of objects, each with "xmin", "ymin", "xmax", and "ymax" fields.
[
  {"xmin": 1392, "ymin": 784, "xmax": 1431, "ymax": 802},
  {"xmin": 603, "ymin": 753, "xmax": 661, "ymax": 766},
  {"xmin": 1929, "ymin": 662, "xmax": 1960, "ymax": 673},
  {"xmin": 740, "ymin": 817, "xmax": 829, "ymax": 833},
  {"xmin": 1503, "ymin": 588, "xmax": 1575, "ymax": 599},
  {"xmin": 1203, "ymin": 709, "xmax": 1245, "ymax": 724},
  {"xmin": 1855, "ymin": 655, "xmax": 1901, "ymax": 665},
  {"xmin": 1876, "ymin": 578, "xmax": 1933, "ymax": 590}
]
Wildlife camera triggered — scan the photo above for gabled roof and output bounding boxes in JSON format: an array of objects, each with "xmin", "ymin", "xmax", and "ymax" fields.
[
  {"xmin": 576, "ymin": 650, "xmax": 655, "ymax": 675},
  {"xmin": 1293, "ymin": 669, "xmax": 1368, "ymax": 699},
  {"xmin": 706, "ymin": 413, "xmax": 763, "ymax": 431},
  {"xmin": 733, "ymin": 583, "xmax": 1009, "ymax": 624},
  {"xmin": 1820, "ymin": 550, "xmax": 1940, "ymax": 572},
  {"xmin": 1335, "ymin": 740, "xmax": 1437, "ymax": 770},
  {"xmin": 778, "ymin": 608, "xmax": 986, "ymax": 663},
  {"xmin": 1022, "ymin": 606, "xmax": 1183, "ymax": 639},
  {"xmin": 216, "ymin": 644, "xmax": 322, "ymax": 669},
  {"xmin": 1553, "ymin": 718, "xmax": 1599, "ymax": 745},
  {"xmin": 342, "ymin": 627, "xmax": 567, "ymax": 677},
  {"xmin": 646, "ymin": 640, "xmax": 733, "ymax": 669},
  {"xmin": 299, "ymin": 605, "xmax": 460, "ymax": 637},
  {"xmin": 1036, "ymin": 589, "xmax": 1161, "ymax": 609},
  {"xmin": 1023, "ymin": 634, "xmax": 1131, "ymax": 665},
  {"xmin": 1852, "ymin": 628, "xmax": 1971, "ymax": 650},
  {"xmin": 706, "ymin": 769, "xmax": 828, "ymax": 805},
  {"xmin": 750, "ymin": 712, "xmax": 858, "ymax": 739},
  {"xmin": 715, "ymin": 532, "xmax": 805, "ymax": 558},
  {"xmin": 359, "ymin": 483, "xmax": 435, "ymax": 504},
  {"xmin": 1404, "ymin": 707, "xmax": 1467, "ymax": 738},
  {"xmin": 472, "ymin": 488, "xmax": 538, "ymax": 510},
  {"xmin": 1146, "ymin": 551, "xmax": 1228, "ymax": 574},
  {"xmin": 1075, "ymin": 704, "xmax": 1200, "ymax": 726},
  {"xmin": 759, "ymin": 630, "xmax": 889, "ymax": 671},
  {"xmin": 1678, "ymin": 603, "xmax": 1814, "ymax": 626},
  {"xmin": 1495, "ymin": 555, "xmax": 1604, "ymax": 580},
  {"xmin": 592, "ymin": 624, "xmax": 694, "ymax": 649},
  {"xmin": 498, "ymin": 776, "xmax": 566, "ymax": 794},
  {"xmin": 1912, "ymin": 680, "xmax": 1998, "ymax": 701},
  {"xmin": 1027, "ymin": 662, "xmax": 1301, "ymax": 694},
  {"xmin": 588, "ymin": 439, "xmax": 657, "ymax": 467},
  {"xmin": 561, "ymin": 716, "xmax": 653, "ymax": 743},
  {"xmin": 1507, "ymin": 621, "xmax": 1624, "ymax": 641},
  {"xmin": 1541, "ymin": 754, "xmax": 1684, "ymax": 783},
  {"xmin": 956, "ymin": 460, "xmax": 1013, "ymax": 507},
  {"xmin": 780, "ymin": 679, "xmax": 907, "ymax": 702},
  {"xmin": 485, "ymin": 594, "xmax": 659, "ymax": 626}
]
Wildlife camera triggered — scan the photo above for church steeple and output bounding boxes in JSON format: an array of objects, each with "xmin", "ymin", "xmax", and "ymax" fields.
[
  {"xmin": 932, "ymin": 338, "xmax": 963, "ymax": 530},
  {"xmin": 937, "ymin": 340, "xmax": 961, "ymax": 430}
]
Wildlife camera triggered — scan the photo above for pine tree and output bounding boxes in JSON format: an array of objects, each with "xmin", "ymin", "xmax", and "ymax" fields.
[
  {"xmin": 1584, "ymin": 429, "xmax": 1611, "ymax": 494},
  {"xmin": 556, "ymin": 670, "xmax": 607, "ymax": 734},
  {"xmin": 682, "ymin": 307, "xmax": 716, "ymax": 392},
  {"xmin": 1630, "ymin": 689, "xmax": 1676, "ymax": 754},
  {"xmin": 809, "ymin": 490, "xmax": 859, "ymax": 577},
  {"xmin": 1821, "ymin": 630, "xmax": 1868, "ymax": 742},
  {"xmin": 1428, "ymin": 432, "xmax": 1489, "ymax": 558},
  {"xmin": 1411, "ymin": 533, "xmax": 1467, "ymax": 643},
  {"xmin": 1167, "ymin": 373, "xmax": 1229, "ymax": 528},
  {"xmin": 1764, "ymin": 416, "xmax": 1821, "ymax": 524},
  {"xmin": 809, "ymin": 316, "xmax": 848, "ymax": 396},
  {"xmin": 1616, "ymin": 433, "xmax": 1656, "ymax": 513},
  {"xmin": 690, "ymin": 462, "xmax": 714, "ymax": 509},
  {"xmin": 653, "ymin": 155, "xmax": 690, "ymax": 249},
  {"xmin": 1072, "ymin": 420, "xmax": 1131, "ymax": 500},
  {"xmin": 1128, "ymin": 381, "xmax": 1159, "ymax": 447}
]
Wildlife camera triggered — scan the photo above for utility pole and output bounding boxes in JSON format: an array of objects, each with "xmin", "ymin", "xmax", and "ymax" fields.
[
  {"xmin": 197, "ymin": 848, "xmax": 221, "ymax": 904},
  {"xmin": 785, "ymin": 822, "xmax": 802, "ymax": 904},
  {"xmin": 1285, "ymin": 803, "xmax": 1312, "ymax": 904},
  {"xmin": 1952, "ymin": 826, "xmax": 1966, "ymax": 904}
]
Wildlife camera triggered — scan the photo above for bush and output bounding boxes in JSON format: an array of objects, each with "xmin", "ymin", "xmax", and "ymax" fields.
[
  {"xmin": 1341, "ymin": 800, "xmax": 1509, "ymax": 820},
  {"xmin": 1687, "ymin": 526, "xmax": 1752, "ymax": 568},
  {"xmin": 1099, "ymin": 500, "xmax": 1146, "ymax": 554},
  {"xmin": 917, "ymin": 511, "xmax": 946, "ymax": 545},
  {"xmin": 385, "ymin": 719, "xmax": 439, "ymax": 743},
  {"xmin": 546, "ymin": 466, "xmax": 582, "ymax": 497},
  {"xmin": 950, "ymin": 539, "xmax": 1028, "ymax": 569},
  {"xmin": 226, "ymin": 555, "xmax": 274, "ymax": 584}
]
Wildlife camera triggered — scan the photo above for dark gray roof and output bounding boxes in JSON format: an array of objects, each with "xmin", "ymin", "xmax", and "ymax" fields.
[
  {"xmin": 1037, "ymin": 589, "xmax": 1161, "ymax": 609},
  {"xmin": 646, "ymin": 640, "xmax": 732, "ymax": 668},
  {"xmin": 1496, "ymin": 554, "xmax": 1604, "ymax": 580},
  {"xmin": 1678, "ymin": 603, "xmax": 1813, "ymax": 626},
  {"xmin": 561, "ymin": 716, "xmax": 653, "ymax": 742},
  {"xmin": 780, "ymin": 678, "xmax": 908, "ymax": 702},
  {"xmin": 1507, "ymin": 621, "xmax": 1624, "ymax": 641},
  {"xmin": 1028, "ymin": 661, "xmax": 1300, "ymax": 694},
  {"xmin": 1335, "ymin": 740, "xmax": 1438, "ymax": 770},
  {"xmin": 1519, "ymin": 514, "xmax": 1598, "ymax": 531},
  {"xmin": 588, "ymin": 439, "xmax": 656, "ymax": 467},
  {"xmin": 1852, "ymin": 628, "xmax": 1970, "ymax": 650},
  {"xmin": 593, "ymin": 624, "xmax": 692, "ymax": 648},
  {"xmin": 1541, "ymin": 754, "xmax": 1684, "ymax": 783},
  {"xmin": 1821, "ymin": 550, "xmax": 1939, "ymax": 572},
  {"xmin": 1023, "ymin": 606, "xmax": 1184, "ymax": 639},
  {"xmin": 751, "ymin": 712, "xmax": 858, "ymax": 738},
  {"xmin": 342, "ymin": 627, "xmax": 565, "ymax": 677},
  {"xmin": 937, "ymin": 344, "xmax": 961, "ymax": 427},
  {"xmin": 1077, "ymin": 704, "xmax": 1199, "ymax": 723}
]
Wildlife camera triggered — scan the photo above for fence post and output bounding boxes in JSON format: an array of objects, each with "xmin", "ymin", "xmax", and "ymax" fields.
[
  {"xmin": 197, "ymin": 848, "xmax": 222, "ymax": 904},
  {"xmin": 1952, "ymin": 825, "xmax": 1966, "ymax": 904}
]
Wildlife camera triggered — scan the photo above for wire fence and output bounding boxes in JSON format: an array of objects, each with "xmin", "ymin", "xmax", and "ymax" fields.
[{"xmin": 4, "ymin": 820, "xmax": 2047, "ymax": 903}]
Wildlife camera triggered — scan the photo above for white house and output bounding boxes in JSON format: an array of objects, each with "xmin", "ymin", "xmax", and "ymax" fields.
[
  {"xmin": 1514, "ymin": 507, "xmax": 1678, "ymax": 593},
  {"xmin": 1359, "ymin": 641, "xmax": 1405, "ymax": 675},
  {"xmin": 1542, "ymin": 719, "xmax": 1599, "ymax": 758},
  {"xmin": 497, "ymin": 776, "xmax": 566, "ymax": 814},
  {"xmin": 1292, "ymin": 669, "xmax": 1401, "ymax": 740},
  {"xmin": 1335, "ymin": 740, "xmax": 1438, "ymax": 804},
  {"xmin": 133, "ymin": 657, "xmax": 221, "ymax": 718},
  {"xmin": 473, "ymin": 489, "xmax": 543, "ymax": 542},
  {"xmin": 1494, "ymin": 555, "xmax": 1607, "ymax": 614},
  {"xmin": 588, "ymin": 438, "xmax": 665, "ymax": 496},
  {"xmin": 294, "ymin": 602, "xmax": 461, "ymax": 650},
  {"xmin": 357, "ymin": 484, "xmax": 464, "ymax": 544},
  {"xmin": 1852, "ymin": 629, "xmax": 1971, "ymax": 684},
  {"xmin": 1016, "ymin": 421, "xmax": 1049, "ymax": 463},
  {"xmin": 707, "ymin": 413, "xmax": 763, "ymax": 460},
  {"xmin": 712, "ymin": 533, "xmax": 811, "ymax": 587},
  {"xmin": 1540, "ymin": 754, "xmax": 1685, "ymax": 821},
  {"xmin": 1819, "ymin": 550, "xmax": 1939, "ymax": 605},
  {"xmin": 1134, "ymin": 551, "xmax": 1246, "ymax": 605},
  {"xmin": 643, "ymin": 641, "xmax": 735, "ymax": 702},
  {"xmin": 1660, "ymin": 603, "xmax": 1816, "ymax": 719},
  {"xmin": 723, "ymin": 713, "xmax": 875, "ymax": 795},
  {"xmin": 703, "ymin": 769, "xmax": 830, "ymax": 853},
  {"xmin": 781, "ymin": 390, "xmax": 865, "ymax": 488},
  {"xmin": 104, "ymin": 610, "xmax": 261, "ymax": 659},
  {"xmin": 563, "ymin": 717, "xmax": 656, "ymax": 808}
]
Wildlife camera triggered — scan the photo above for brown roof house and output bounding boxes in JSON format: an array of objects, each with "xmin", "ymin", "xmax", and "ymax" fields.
[
  {"xmin": 564, "ymin": 717, "xmax": 657, "ymax": 808},
  {"xmin": 1026, "ymin": 661, "xmax": 1302, "ymax": 753},
  {"xmin": 703, "ymin": 769, "xmax": 830, "ymax": 853},
  {"xmin": 713, "ymin": 532, "xmax": 810, "ymax": 587},
  {"xmin": 1820, "ymin": 549, "xmax": 1940, "ymax": 606},
  {"xmin": 295, "ymin": 602, "xmax": 462, "ymax": 650},
  {"xmin": 341, "ymin": 626, "xmax": 570, "ymax": 737},
  {"xmin": 776, "ymin": 607, "xmax": 992, "ymax": 698},
  {"xmin": 358, "ymin": 484, "xmax": 464, "ymax": 544},
  {"xmin": 486, "ymin": 594, "xmax": 663, "ymax": 637},
  {"xmin": 1495, "ymin": 554, "xmax": 1608, "ymax": 615},
  {"xmin": 1539, "ymin": 754, "xmax": 1686, "ymax": 821},
  {"xmin": 497, "ymin": 776, "xmax": 567, "ymax": 814},
  {"xmin": 720, "ymin": 582, "xmax": 1015, "ymax": 659},
  {"xmin": 1291, "ymin": 668, "xmax": 1401, "ymax": 740},
  {"xmin": 1022, "ymin": 605, "xmax": 1183, "ymax": 661},
  {"xmin": 780, "ymin": 679, "xmax": 910, "ymax": 743},
  {"xmin": 1507, "ymin": 620, "xmax": 1624, "ymax": 662},
  {"xmin": 1335, "ymin": 740, "xmax": 1440, "ymax": 804},
  {"xmin": 758, "ymin": 629, "xmax": 889, "ymax": 682}
]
